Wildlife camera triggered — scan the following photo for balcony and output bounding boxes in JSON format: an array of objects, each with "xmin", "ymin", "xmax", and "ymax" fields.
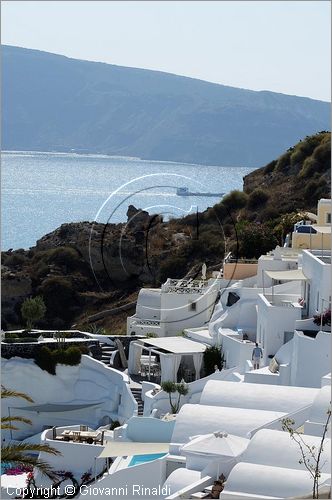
[
  {"xmin": 263, "ymin": 294, "xmax": 302, "ymax": 309},
  {"xmin": 127, "ymin": 315, "xmax": 162, "ymax": 337}
]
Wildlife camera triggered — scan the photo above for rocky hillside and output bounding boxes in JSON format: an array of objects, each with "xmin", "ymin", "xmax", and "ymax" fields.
[
  {"xmin": 2, "ymin": 133, "xmax": 330, "ymax": 332},
  {"xmin": 243, "ymin": 131, "xmax": 331, "ymax": 214}
]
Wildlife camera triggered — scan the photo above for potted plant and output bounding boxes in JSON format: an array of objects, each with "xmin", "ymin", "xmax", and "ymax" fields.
[{"xmin": 161, "ymin": 380, "xmax": 189, "ymax": 414}]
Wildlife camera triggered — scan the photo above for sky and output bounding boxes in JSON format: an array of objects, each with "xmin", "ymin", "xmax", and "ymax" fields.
[{"xmin": 2, "ymin": 1, "xmax": 331, "ymax": 101}]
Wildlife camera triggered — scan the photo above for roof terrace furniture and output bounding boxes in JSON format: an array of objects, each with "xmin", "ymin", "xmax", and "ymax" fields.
[
  {"xmin": 95, "ymin": 431, "xmax": 105, "ymax": 445},
  {"xmin": 60, "ymin": 429, "xmax": 100, "ymax": 443},
  {"xmin": 72, "ymin": 431, "xmax": 81, "ymax": 442}
]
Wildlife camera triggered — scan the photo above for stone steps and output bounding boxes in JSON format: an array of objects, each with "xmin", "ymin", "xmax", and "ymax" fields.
[
  {"xmin": 130, "ymin": 388, "xmax": 144, "ymax": 416},
  {"xmin": 99, "ymin": 342, "xmax": 117, "ymax": 366}
]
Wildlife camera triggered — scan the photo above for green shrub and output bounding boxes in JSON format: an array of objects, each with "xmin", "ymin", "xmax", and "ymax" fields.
[
  {"xmin": 304, "ymin": 178, "xmax": 329, "ymax": 203},
  {"xmin": 110, "ymin": 420, "xmax": 121, "ymax": 430},
  {"xmin": 237, "ymin": 222, "xmax": 279, "ymax": 259},
  {"xmin": 263, "ymin": 160, "xmax": 277, "ymax": 174},
  {"xmin": 221, "ymin": 190, "xmax": 248, "ymax": 212},
  {"xmin": 21, "ymin": 296, "xmax": 46, "ymax": 331},
  {"xmin": 34, "ymin": 346, "xmax": 57, "ymax": 375},
  {"xmin": 312, "ymin": 141, "xmax": 331, "ymax": 165},
  {"xmin": 38, "ymin": 277, "xmax": 79, "ymax": 322},
  {"xmin": 275, "ymin": 151, "xmax": 291, "ymax": 172},
  {"xmin": 247, "ymin": 189, "xmax": 270, "ymax": 210},
  {"xmin": 203, "ymin": 345, "xmax": 224, "ymax": 375},
  {"xmin": 158, "ymin": 255, "xmax": 187, "ymax": 283},
  {"xmin": 300, "ymin": 156, "xmax": 321, "ymax": 178},
  {"xmin": 290, "ymin": 146, "xmax": 306, "ymax": 167},
  {"xmin": 34, "ymin": 345, "xmax": 83, "ymax": 375},
  {"xmin": 3, "ymin": 253, "xmax": 28, "ymax": 268},
  {"xmin": 79, "ymin": 346, "xmax": 90, "ymax": 355},
  {"xmin": 44, "ymin": 247, "xmax": 80, "ymax": 267},
  {"xmin": 57, "ymin": 346, "xmax": 82, "ymax": 366},
  {"xmin": 3, "ymin": 337, "xmax": 38, "ymax": 344},
  {"xmin": 4, "ymin": 333, "xmax": 19, "ymax": 339},
  {"xmin": 161, "ymin": 381, "xmax": 189, "ymax": 413},
  {"xmin": 259, "ymin": 207, "xmax": 280, "ymax": 222}
]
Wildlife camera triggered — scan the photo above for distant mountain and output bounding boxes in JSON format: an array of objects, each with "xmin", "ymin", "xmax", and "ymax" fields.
[{"xmin": 2, "ymin": 45, "xmax": 330, "ymax": 167}]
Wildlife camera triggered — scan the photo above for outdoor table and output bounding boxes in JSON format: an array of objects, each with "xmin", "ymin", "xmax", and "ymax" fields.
[
  {"xmin": 61, "ymin": 430, "xmax": 99, "ymax": 443},
  {"xmin": 140, "ymin": 361, "xmax": 160, "ymax": 380}
]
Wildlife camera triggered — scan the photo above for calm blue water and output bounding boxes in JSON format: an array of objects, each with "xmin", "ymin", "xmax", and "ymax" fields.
[
  {"xmin": 1, "ymin": 151, "xmax": 254, "ymax": 250},
  {"xmin": 128, "ymin": 453, "xmax": 166, "ymax": 467}
]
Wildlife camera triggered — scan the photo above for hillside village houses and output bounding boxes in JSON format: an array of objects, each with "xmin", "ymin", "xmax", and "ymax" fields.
[{"xmin": 1, "ymin": 198, "xmax": 331, "ymax": 499}]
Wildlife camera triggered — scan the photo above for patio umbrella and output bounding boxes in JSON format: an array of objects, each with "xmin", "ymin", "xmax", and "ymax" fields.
[{"xmin": 180, "ymin": 431, "xmax": 249, "ymax": 478}]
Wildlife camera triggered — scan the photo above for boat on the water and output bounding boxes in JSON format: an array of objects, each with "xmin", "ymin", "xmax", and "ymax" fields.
[{"xmin": 176, "ymin": 187, "xmax": 224, "ymax": 197}]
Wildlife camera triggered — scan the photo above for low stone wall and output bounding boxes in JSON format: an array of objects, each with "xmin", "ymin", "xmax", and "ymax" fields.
[{"xmin": 1, "ymin": 340, "xmax": 102, "ymax": 360}]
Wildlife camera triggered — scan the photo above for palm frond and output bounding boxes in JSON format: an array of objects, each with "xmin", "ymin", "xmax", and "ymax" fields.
[
  {"xmin": 1, "ymin": 387, "xmax": 34, "ymax": 403},
  {"xmin": 1, "ymin": 415, "xmax": 32, "ymax": 427},
  {"xmin": 1, "ymin": 423, "xmax": 20, "ymax": 430},
  {"xmin": 1, "ymin": 442, "xmax": 61, "ymax": 462}
]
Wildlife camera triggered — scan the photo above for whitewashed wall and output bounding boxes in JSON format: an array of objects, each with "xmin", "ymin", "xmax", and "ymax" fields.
[{"xmin": 1, "ymin": 356, "xmax": 136, "ymax": 440}]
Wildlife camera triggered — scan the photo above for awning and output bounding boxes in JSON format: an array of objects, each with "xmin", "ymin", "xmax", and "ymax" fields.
[
  {"xmin": 312, "ymin": 225, "xmax": 331, "ymax": 234},
  {"xmin": 138, "ymin": 336, "xmax": 206, "ymax": 354},
  {"xmin": 12, "ymin": 403, "xmax": 102, "ymax": 412},
  {"xmin": 265, "ymin": 269, "xmax": 307, "ymax": 281},
  {"xmin": 98, "ymin": 441, "xmax": 170, "ymax": 458}
]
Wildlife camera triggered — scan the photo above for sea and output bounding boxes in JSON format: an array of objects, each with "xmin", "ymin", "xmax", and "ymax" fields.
[{"xmin": 1, "ymin": 151, "xmax": 255, "ymax": 250}]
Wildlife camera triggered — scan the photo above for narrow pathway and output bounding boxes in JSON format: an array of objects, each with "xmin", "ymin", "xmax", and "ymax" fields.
[{"xmin": 130, "ymin": 387, "xmax": 144, "ymax": 416}]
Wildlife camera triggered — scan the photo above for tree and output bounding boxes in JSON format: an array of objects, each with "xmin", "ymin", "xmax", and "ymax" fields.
[
  {"xmin": 281, "ymin": 405, "xmax": 331, "ymax": 499},
  {"xmin": 237, "ymin": 221, "xmax": 278, "ymax": 259},
  {"xmin": 21, "ymin": 296, "xmax": 46, "ymax": 331},
  {"xmin": 203, "ymin": 345, "xmax": 224, "ymax": 375},
  {"xmin": 274, "ymin": 211, "xmax": 309, "ymax": 246},
  {"xmin": 1, "ymin": 386, "xmax": 60, "ymax": 479},
  {"xmin": 161, "ymin": 381, "xmax": 189, "ymax": 414}
]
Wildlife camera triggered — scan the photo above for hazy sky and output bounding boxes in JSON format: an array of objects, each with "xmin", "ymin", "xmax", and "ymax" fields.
[{"xmin": 2, "ymin": 1, "xmax": 331, "ymax": 101}]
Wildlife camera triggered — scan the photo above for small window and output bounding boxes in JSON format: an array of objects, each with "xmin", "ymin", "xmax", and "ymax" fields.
[
  {"xmin": 189, "ymin": 302, "xmax": 197, "ymax": 311},
  {"xmin": 326, "ymin": 213, "xmax": 331, "ymax": 224}
]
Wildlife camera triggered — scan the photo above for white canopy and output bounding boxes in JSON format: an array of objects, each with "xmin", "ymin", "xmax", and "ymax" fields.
[
  {"xmin": 98, "ymin": 441, "xmax": 169, "ymax": 458},
  {"xmin": 139, "ymin": 337, "xmax": 206, "ymax": 354},
  {"xmin": 264, "ymin": 269, "xmax": 307, "ymax": 281},
  {"xmin": 181, "ymin": 432, "xmax": 249, "ymax": 458},
  {"xmin": 12, "ymin": 403, "xmax": 101, "ymax": 412},
  {"xmin": 181, "ymin": 431, "xmax": 249, "ymax": 477},
  {"xmin": 129, "ymin": 337, "xmax": 206, "ymax": 382},
  {"xmin": 312, "ymin": 225, "xmax": 331, "ymax": 234}
]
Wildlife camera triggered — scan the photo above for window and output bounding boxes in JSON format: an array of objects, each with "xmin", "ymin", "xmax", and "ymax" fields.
[
  {"xmin": 326, "ymin": 213, "xmax": 331, "ymax": 224},
  {"xmin": 189, "ymin": 301, "xmax": 197, "ymax": 311}
]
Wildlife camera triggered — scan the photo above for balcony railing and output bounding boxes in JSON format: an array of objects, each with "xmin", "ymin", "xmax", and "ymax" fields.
[{"xmin": 130, "ymin": 319, "xmax": 160, "ymax": 327}]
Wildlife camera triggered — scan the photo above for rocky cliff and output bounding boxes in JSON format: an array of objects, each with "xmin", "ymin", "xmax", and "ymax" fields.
[{"xmin": 2, "ymin": 133, "xmax": 330, "ymax": 332}]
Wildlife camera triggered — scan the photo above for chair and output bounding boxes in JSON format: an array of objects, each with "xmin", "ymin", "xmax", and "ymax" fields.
[
  {"xmin": 140, "ymin": 364, "xmax": 147, "ymax": 377},
  {"xmin": 151, "ymin": 364, "xmax": 160, "ymax": 378},
  {"xmin": 95, "ymin": 431, "xmax": 104, "ymax": 445},
  {"xmin": 72, "ymin": 431, "xmax": 81, "ymax": 442},
  {"xmin": 52, "ymin": 426, "xmax": 57, "ymax": 440}
]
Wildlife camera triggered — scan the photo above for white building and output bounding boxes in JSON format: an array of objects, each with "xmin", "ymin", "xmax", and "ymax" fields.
[
  {"xmin": 292, "ymin": 198, "xmax": 331, "ymax": 250},
  {"xmin": 1, "ymin": 355, "xmax": 137, "ymax": 441},
  {"xmin": 127, "ymin": 277, "xmax": 222, "ymax": 337}
]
